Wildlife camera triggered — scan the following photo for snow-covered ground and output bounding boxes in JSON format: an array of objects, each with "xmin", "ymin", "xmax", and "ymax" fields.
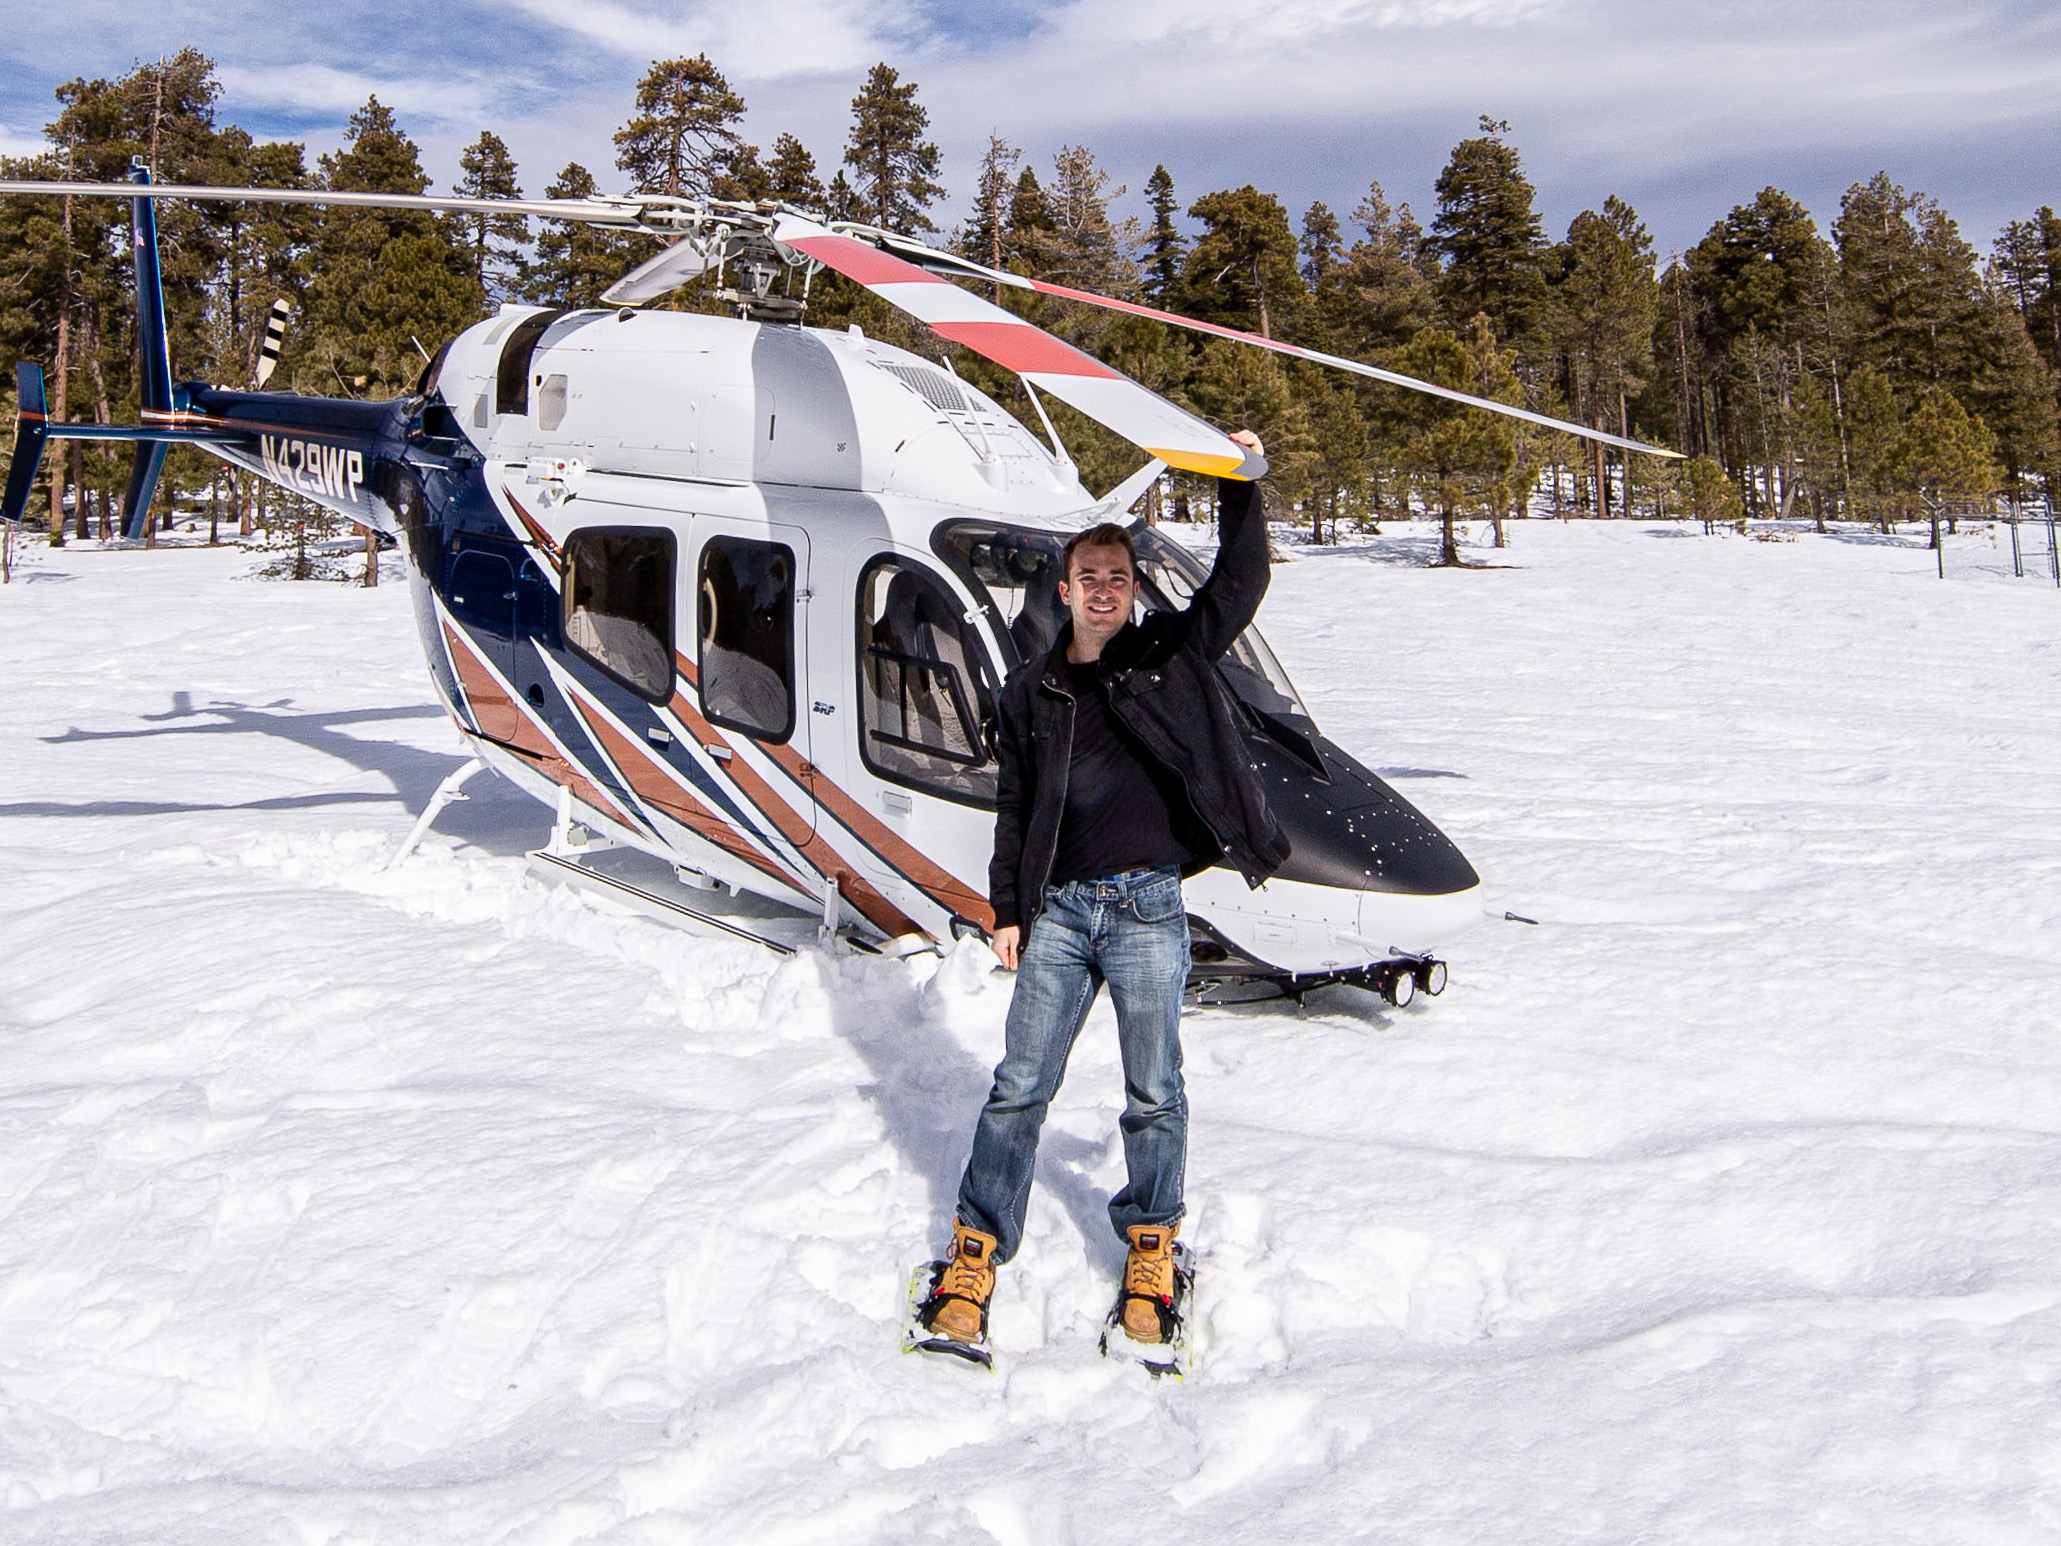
[{"xmin": 2, "ymin": 519, "xmax": 2058, "ymax": 1544}]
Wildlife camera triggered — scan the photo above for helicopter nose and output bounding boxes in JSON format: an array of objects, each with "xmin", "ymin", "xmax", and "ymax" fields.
[{"xmin": 1263, "ymin": 734, "xmax": 1479, "ymax": 900}]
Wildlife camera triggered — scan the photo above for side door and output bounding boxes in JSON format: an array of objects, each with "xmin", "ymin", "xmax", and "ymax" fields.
[
  {"xmin": 844, "ymin": 543, "xmax": 1005, "ymax": 932},
  {"xmin": 687, "ymin": 515, "xmax": 815, "ymax": 840}
]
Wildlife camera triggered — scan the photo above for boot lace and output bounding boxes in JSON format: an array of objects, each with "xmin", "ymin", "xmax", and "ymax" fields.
[
  {"xmin": 939, "ymin": 1246, "xmax": 994, "ymax": 1303},
  {"xmin": 1125, "ymin": 1244, "xmax": 1175, "ymax": 1304}
]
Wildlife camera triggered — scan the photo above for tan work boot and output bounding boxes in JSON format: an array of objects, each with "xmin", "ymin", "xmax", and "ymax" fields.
[
  {"xmin": 924, "ymin": 1221, "xmax": 1000, "ymax": 1344},
  {"xmin": 1121, "ymin": 1223, "xmax": 1180, "ymax": 1343}
]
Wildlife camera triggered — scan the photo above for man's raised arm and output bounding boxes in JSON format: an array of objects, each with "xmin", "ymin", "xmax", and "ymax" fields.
[{"xmin": 1181, "ymin": 429, "xmax": 1271, "ymax": 663}]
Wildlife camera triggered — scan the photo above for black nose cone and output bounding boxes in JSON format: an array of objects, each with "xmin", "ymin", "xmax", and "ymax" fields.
[{"xmin": 1261, "ymin": 735, "xmax": 1478, "ymax": 896}]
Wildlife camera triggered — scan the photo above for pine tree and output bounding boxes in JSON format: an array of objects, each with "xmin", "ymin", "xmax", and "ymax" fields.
[
  {"xmin": 1680, "ymin": 187, "xmax": 1843, "ymax": 511},
  {"xmin": 1841, "ymin": 365, "xmax": 1908, "ymax": 529},
  {"xmin": 1326, "ymin": 182, "xmax": 1435, "ymax": 356},
  {"xmin": 1835, "ymin": 174, "xmax": 1956, "ymax": 390},
  {"xmin": 1005, "ymin": 164, "xmax": 1053, "ymax": 271},
  {"xmin": 824, "ymin": 169, "xmax": 859, "ymax": 222},
  {"xmin": 1185, "ymin": 186, "xmax": 1300, "ymax": 338},
  {"xmin": 1683, "ymin": 454, "xmax": 1744, "ymax": 533},
  {"xmin": 613, "ymin": 55, "xmax": 745, "ymax": 199},
  {"xmin": 1043, "ymin": 145, "xmax": 1134, "ymax": 295},
  {"xmin": 960, "ymin": 133, "xmax": 1019, "ymax": 282},
  {"xmin": 523, "ymin": 162, "xmax": 633, "ymax": 308},
  {"xmin": 1142, "ymin": 164, "xmax": 1183, "ymax": 306},
  {"xmin": 1895, "ymin": 386, "xmax": 1998, "ymax": 502},
  {"xmin": 1299, "ymin": 202, "xmax": 1342, "ymax": 289},
  {"xmin": 1550, "ymin": 196, "xmax": 1658, "ymax": 515},
  {"xmin": 766, "ymin": 133, "xmax": 824, "ymax": 209},
  {"xmin": 455, "ymin": 130, "xmax": 525, "ymax": 305},
  {"xmin": 710, "ymin": 141, "xmax": 771, "ymax": 201},
  {"xmin": 48, "ymin": 50, "xmax": 228, "ymax": 540},
  {"xmin": 306, "ymin": 97, "xmax": 476, "ymax": 397},
  {"xmin": 1960, "ymin": 255, "xmax": 2057, "ymax": 494},
  {"xmin": 843, "ymin": 62, "xmax": 944, "ymax": 233},
  {"xmin": 1429, "ymin": 116, "xmax": 1548, "ymax": 352},
  {"xmin": 1993, "ymin": 207, "xmax": 2061, "ymax": 375},
  {"xmin": 1185, "ymin": 336, "xmax": 1312, "ymax": 507},
  {"xmin": 1378, "ymin": 323, "xmax": 1518, "ymax": 564}
]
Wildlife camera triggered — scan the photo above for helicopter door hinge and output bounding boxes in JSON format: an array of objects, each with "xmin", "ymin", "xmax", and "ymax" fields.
[{"xmin": 524, "ymin": 455, "xmax": 586, "ymax": 507}]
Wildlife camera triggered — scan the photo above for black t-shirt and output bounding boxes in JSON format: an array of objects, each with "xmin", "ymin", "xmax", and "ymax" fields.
[{"xmin": 1048, "ymin": 653, "xmax": 1194, "ymax": 885}]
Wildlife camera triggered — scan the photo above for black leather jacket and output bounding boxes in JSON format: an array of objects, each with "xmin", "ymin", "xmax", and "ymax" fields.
[{"xmin": 988, "ymin": 479, "xmax": 1289, "ymax": 931}]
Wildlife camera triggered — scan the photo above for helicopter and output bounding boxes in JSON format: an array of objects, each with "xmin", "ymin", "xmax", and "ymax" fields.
[{"xmin": 0, "ymin": 163, "xmax": 1679, "ymax": 1006}]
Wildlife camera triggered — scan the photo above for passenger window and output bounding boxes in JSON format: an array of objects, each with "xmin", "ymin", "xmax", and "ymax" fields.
[
  {"xmin": 699, "ymin": 536, "xmax": 796, "ymax": 741},
  {"xmin": 857, "ymin": 557, "xmax": 997, "ymax": 806},
  {"xmin": 537, "ymin": 374, "xmax": 568, "ymax": 432},
  {"xmin": 562, "ymin": 528, "xmax": 674, "ymax": 701}
]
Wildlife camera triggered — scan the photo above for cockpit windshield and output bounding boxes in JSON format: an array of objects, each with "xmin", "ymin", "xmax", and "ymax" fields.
[{"xmin": 932, "ymin": 518, "xmax": 1316, "ymax": 731}]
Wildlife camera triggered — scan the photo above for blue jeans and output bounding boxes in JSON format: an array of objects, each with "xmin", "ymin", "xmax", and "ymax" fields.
[{"xmin": 956, "ymin": 865, "xmax": 1191, "ymax": 1264}]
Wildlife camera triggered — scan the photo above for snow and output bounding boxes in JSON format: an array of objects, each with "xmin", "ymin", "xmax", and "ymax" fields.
[{"xmin": 3, "ymin": 519, "xmax": 2059, "ymax": 1544}]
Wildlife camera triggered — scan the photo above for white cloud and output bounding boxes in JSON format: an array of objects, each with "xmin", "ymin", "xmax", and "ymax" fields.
[
  {"xmin": 0, "ymin": 125, "xmax": 49, "ymax": 160},
  {"xmin": 495, "ymin": 0, "xmax": 927, "ymax": 79},
  {"xmin": 214, "ymin": 64, "xmax": 509, "ymax": 129}
]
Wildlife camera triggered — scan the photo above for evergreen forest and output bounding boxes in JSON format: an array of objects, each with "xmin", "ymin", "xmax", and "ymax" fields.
[{"xmin": 3, "ymin": 50, "xmax": 2057, "ymax": 563}]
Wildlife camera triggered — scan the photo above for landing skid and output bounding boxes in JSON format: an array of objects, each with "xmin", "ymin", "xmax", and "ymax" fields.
[
  {"xmin": 1190, "ymin": 954, "xmax": 1448, "ymax": 1010},
  {"xmin": 525, "ymin": 847, "xmax": 802, "ymax": 955}
]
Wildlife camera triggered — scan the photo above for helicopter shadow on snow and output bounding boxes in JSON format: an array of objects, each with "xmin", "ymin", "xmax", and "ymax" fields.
[{"xmin": 12, "ymin": 690, "xmax": 544, "ymax": 855}]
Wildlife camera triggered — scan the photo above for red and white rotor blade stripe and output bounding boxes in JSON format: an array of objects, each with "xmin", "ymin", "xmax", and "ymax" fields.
[
  {"xmin": 854, "ymin": 229, "xmax": 1681, "ymax": 461},
  {"xmin": 770, "ymin": 211, "xmax": 1265, "ymax": 481}
]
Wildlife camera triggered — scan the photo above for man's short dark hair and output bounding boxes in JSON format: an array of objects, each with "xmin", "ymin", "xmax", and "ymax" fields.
[{"xmin": 1061, "ymin": 523, "xmax": 1136, "ymax": 579}]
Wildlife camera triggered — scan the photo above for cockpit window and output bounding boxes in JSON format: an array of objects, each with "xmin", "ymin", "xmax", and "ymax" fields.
[
  {"xmin": 933, "ymin": 521, "xmax": 1070, "ymax": 669},
  {"xmin": 933, "ymin": 518, "xmax": 1317, "ymax": 732}
]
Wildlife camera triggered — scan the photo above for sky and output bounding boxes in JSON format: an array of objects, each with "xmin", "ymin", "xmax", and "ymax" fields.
[{"xmin": 1, "ymin": 0, "xmax": 2057, "ymax": 264}]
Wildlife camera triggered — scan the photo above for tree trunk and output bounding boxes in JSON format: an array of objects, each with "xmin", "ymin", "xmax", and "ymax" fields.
[
  {"xmin": 1438, "ymin": 500, "xmax": 1458, "ymax": 566},
  {"xmin": 363, "ymin": 526, "xmax": 379, "ymax": 586},
  {"xmin": 1618, "ymin": 393, "xmax": 1633, "ymax": 517},
  {"xmin": 85, "ymin": 306, "xmax": 114, "ymax": 541},
  {"xmin": 48, "ymin": 287, "xmax": 69, "ymax": 547}
]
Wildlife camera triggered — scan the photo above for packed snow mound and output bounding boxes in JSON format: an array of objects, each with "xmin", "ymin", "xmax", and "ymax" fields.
[{"xmin": 2, "ymin": 521, "xmax": 2058, "ymax": 1544}]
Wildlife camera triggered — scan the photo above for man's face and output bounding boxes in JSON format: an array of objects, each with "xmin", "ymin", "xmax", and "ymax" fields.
[{"xmin": 1059, "ymin": 542, "xmax": 1135, "ymax": 648}]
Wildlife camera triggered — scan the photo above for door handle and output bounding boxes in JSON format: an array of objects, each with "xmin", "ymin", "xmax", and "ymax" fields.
[{"xmin": 704, "ymin": 744, "xmax": 733, "ymax": 762}]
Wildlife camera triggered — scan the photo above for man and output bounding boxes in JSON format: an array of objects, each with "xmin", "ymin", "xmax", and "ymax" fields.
[{"xmin": 915, "ymin": 430, "xmax": 1289, "ymax": 1361}]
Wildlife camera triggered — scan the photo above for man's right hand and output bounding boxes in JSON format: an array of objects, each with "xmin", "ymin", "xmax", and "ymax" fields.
[{"xmin": 990, "ymin": 926, "xmax": 1021, "ymax": 970}]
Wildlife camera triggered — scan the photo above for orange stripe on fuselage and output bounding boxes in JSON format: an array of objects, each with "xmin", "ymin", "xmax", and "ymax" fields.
[
  {"xmin": 441, "ymin": 620, "xmax": 641, "ymax": 834},
  {"xmin": 657, "ymin": 662, "xmax": 918, "ymax": 937},
  {"xmin": 566, "ymin": 690, "xmax": 810, "ymax": 900},
  {"xmin": 672, "ymin": 653, "xmax": 994, "ymax": 933}
]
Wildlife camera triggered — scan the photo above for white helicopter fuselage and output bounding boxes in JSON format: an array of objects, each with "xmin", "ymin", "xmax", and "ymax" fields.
[{"xmin": 399, "ymin": 304, "xmax": 1479, "ymax": 980}]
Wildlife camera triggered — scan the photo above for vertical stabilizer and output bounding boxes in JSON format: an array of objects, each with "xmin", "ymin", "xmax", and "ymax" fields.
[{"xmin": 123, "ymin": 158, "xmax": 177, "ymax": 538}]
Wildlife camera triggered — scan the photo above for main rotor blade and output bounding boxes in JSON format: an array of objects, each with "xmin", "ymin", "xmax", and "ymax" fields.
[
  {"xmin": 602, "ymin": 239, "xmax": 724, "ymax": 305},
  {"xmin": 833, "ymin": 225, "xmax": 1683, "ymax": 461},
  {"xmin": 0, "ymin": 178, "xmax": 653, "ymax": 227},
  {"xmin": 769, "ymin": 210, "xmax": 1266, "ymax": 482}
]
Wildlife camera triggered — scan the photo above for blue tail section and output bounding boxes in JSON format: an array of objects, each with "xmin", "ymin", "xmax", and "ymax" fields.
[
  {"xmin": 3, "ymin": 361, "xmax": 49, "ymax": 525},
  {"xmin": 122, "ymin": 159, "xmax": 179, "ymax": 538}
]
